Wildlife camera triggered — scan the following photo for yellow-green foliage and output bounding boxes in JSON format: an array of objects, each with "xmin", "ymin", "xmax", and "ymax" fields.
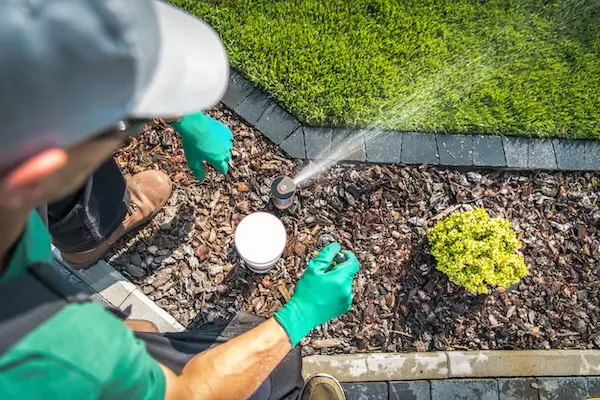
[{"xmin": 428, "ymin": 208, "xmax": 527, "ymax": 294}]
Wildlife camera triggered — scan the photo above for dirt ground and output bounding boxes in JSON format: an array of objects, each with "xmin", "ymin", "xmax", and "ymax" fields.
[{"xmin": 110, "ymin": 106, "xmax": 600, "ymax": 356}]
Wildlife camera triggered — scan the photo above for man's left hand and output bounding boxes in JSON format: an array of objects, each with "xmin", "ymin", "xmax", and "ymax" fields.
[{"xmin": 171, "ymin": 112, "xmax": 233, "ymax": 180}]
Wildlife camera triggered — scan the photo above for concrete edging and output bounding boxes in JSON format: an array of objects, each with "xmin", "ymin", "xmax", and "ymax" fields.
[
  {"xmin": 302, "ymin": 350, "xmax": 600, "ymax": 382},
  {"xmin": 224, "ymin": 69, "xmax": 600, "ymax": 172},
  {"xmin": 51, "ymin": 247, "xmax": 184, "ymax": 333}
]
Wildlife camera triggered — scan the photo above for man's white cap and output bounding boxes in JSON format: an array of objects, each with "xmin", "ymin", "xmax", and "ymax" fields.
[{"xmin": 0, "ymin": 0, "xmax": 229, "ymax": 168}]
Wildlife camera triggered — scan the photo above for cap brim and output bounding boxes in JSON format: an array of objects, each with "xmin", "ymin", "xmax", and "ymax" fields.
[{"xmin": 132, "ymin": 1, "xmax": 229, "ymax": 117}]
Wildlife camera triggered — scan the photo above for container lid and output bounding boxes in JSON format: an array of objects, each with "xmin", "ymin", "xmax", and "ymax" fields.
[{"xmin": 235, "ymin": 212, "xmax": 287, "ymax": 265}]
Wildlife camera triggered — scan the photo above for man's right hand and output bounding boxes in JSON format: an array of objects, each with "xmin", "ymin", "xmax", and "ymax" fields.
[{"xmin": 274, "ymin": 242, "xmax": 360, "ymax": 347}]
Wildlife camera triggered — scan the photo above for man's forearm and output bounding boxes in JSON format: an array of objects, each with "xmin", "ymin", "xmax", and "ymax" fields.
[{"xmin": 162, "ymin": 318, "xmax": 292, "ymax": 400}]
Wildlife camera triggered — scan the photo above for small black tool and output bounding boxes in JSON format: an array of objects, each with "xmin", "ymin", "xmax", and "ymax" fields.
[{"xmin": 333, "ymin": 252, "xmax": 347, "ymax": 266}]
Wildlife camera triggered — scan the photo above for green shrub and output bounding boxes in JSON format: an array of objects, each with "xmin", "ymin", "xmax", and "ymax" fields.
[{"xmin": 427, "ymin": 208, "xmax": 527, "ymax": 294}]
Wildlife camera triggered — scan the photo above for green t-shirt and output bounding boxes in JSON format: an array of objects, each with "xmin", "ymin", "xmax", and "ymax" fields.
[{"xmin": 0, "ymin": 212, "xmax": 166, "ymax": 399}]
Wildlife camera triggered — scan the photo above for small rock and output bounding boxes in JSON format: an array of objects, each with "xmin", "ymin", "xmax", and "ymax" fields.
[
  {"xmin": 408, "ymin": 217, "xmax": 427, "ymax": 227},
  {"xmin": 192, "ymin": 271, "xmax": 208, "ymax": 286},
  {"xmin": 188, "ymin": 255, "xmax": 200, "ymax": 269},
  {"xmin": 147, "ymin": 245, "xmax": 158, "ymax": 255},
  {"xmin": 236, "ymin": 201, "xmax": 249, "ymax": 213},
  {"xmin": 235, "ymin": 182, "xmax": 249, "ymax": 192},
  {"xmin": 391, "ymin": 230, "xmax": 401, "ymax": 239},
  {"xmin": 145, "ymin": 256, "xmax": 154, "ymax": 266},
  {"xmin": 172, "ymin": 249, "xmax": 184, "ymax": 260},
  {"xmin": 129, "ymin": 253, "xmax": 142, "ymax": 266},
  {"xmin": 124, "ymin": 263, "xmax": 146, "ymax": 278},
  {"xmin": 183, "ymin": 244, "xmax": 194, "ymax": 257},
  {"xmin": 207, "ymin": 264, "xmax": 223, "ymax": 276},
  {"xmin": 135, "ymin": 243, "xmax": 146, "ymax": 252},
  {"xmin": 196, "ymin": 245, "xmax": 209, "ymax": 261},
  {"xmin": 157, "ymin": 249, "xmax": 170, "ymax": 256},
  {"xmin": 317, "ymin": 234, "xmax": 337, "ymax": 248},
  {"xmin": 541, "ymin": 185, "xmax": 558, "ymax": 197},
  {"xmin": 162, "ymin": 256, "xmax": 176, "ymax": 265},
  {"xmin": 294, "ymin": 242, "xmax": 307, "ymax": 256},
  {"xmin": 573, "ymin": 318, "xmax": 587, "ymax": 334},
  {"xmin": 305, "ymin": 216, "xmax": 316, "ymax": 224},
  {"xmin": 141, "ymin": 286, "xmax": 154, "ymax": 295},
  {"xmin": 467, "ymin": 172, "xmax": 482, "ymax": 183},
  {"xmin": 373, "ymin": 245, "xmax": 382, "ymax": 255}
]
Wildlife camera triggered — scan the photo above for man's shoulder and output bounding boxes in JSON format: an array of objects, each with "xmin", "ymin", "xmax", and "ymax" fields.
[{"xmin": 0, "ymin": 301, "xmax": 166, "ymax": 399}]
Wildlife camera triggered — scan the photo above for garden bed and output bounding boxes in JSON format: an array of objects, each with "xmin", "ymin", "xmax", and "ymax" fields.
[{"xmin": 111, "ymin": 106, "xmax": 600, "ymax": 356}]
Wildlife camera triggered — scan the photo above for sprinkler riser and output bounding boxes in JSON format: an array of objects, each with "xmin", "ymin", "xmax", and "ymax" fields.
[{"xmin": 270, "ymin": 175, "xmax": 298, "ymax": 213}]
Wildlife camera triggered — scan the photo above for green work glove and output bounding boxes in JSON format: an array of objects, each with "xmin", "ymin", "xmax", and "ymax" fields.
[
  {"xmin": 274, "ymin": 242, "xmax": 360, "ymax": 347},
  {"xmin": 171, "ymin": 112, "xmax": 233, "ymax": 180}
]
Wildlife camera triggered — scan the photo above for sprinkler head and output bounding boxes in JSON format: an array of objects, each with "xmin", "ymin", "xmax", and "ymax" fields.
[
  {"xmin": 333, "ymin": 252, "xmax": 347, "ymax": 265},
  {"xmin": 270, "ymin": 175, "xmax": 297, "ymax": 212}
]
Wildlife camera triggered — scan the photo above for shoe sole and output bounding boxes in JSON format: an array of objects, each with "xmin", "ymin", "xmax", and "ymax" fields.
[
  {"xmin": 64, "ymin": 178, "xmax": 173, "ymax": 270},
  {"xmin": 299, "ymin": 373, "xmax": 346, "ymax": 400}
]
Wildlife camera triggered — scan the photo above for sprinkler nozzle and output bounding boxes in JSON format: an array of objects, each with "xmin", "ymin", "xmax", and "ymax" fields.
[{"xmin": 271, "ymin": 175, "xmax": 297, "ymax": 212}]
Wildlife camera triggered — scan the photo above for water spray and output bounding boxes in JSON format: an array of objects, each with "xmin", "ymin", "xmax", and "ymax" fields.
[{"xmin": 270, "ymin": 175, "xmax": 298, "ymax": 213}]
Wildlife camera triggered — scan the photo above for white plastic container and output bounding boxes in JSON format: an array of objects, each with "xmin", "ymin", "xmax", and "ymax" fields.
[{"xmin": 234, "ymin": 212, "xmax": 287, "ymax": 273}]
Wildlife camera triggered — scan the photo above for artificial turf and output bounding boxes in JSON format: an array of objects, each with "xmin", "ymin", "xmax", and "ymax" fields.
[{"xmin": 172, "ymin": 0, "xmax": 600, "ymax": 139}]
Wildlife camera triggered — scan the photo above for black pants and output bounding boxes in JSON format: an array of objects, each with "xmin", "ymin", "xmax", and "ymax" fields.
[
  {"xmin": 47, "ymin": 158, "xmax": 128, "ymax": 253},
  {"xmin": 136, "ymin": 312, "xmax": 303, "ymax": 400}
]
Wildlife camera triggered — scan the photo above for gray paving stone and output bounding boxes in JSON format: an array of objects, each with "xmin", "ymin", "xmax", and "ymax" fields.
[
  {"xmin": 498, "ymin": 378, "xmax": 539, "ymax": 400},
  {"xmin": 431, "ymin": 379, "xmax": 498, "ymax": 400},
  {"xmin": 502, "ymin": 137, "xmax": 529, "ymax": 169},
  {"xmin": 538, "ymin": 377, "xmax": 588, "ymax": 400},
  {"xmin": 473, "ymin": 135, "xmax": 506, "ymax": 167},
  {"xmin": 255, "ymin": 103, "xmax": 300, "ymax": 145},
  {"xmin": 233, "ymin": 90, "xmax": 271, "ymax": 126},
  {"xmin": 587, "ymin": 377, "xmax": 600, "ymax": 397},
  {"xmin": 66, "ymin": 274, "xmax": 94, "ymax": 294},
  {"xmin": 279, "ymin": 128, "xmax": 305, "ymax": 159},
  {"xmin": 402, "ymin": 132, "xmax": 439, "ymax": 165},
  {"xmin": 331, "ymin": 128, "xmax": 366, "ymax": 162},
  {"xmin": 389, "ymin": 381, "xmax": 431, "ymax": 400},
  {"xmin": 221, "ymin": 70, "xmax": 255, "ymax": 109},
  {"xmin": 342, "ymin": 382, "xmax": 388, "ymax": 400},
  {"xmin": 304, "ymin": 127, "xmax": 333, "ymax": 159},
  {"xmin": 553, "ymin": 139, "xmax": 600, "ymax": 171},
  {"xmin": 528, "ymin": 139, "xmax": 557, "ymax": 170},
  {"xmin": 50, "ymin": 259, "xmax": 73, "ymax": 280},
  {"xmin": 365, "ymin": 131, "xmax": 403, "ymax": 163},
  {"xmin": 437, "ymin": 134, "xmax": 473, "ymax": 166}
]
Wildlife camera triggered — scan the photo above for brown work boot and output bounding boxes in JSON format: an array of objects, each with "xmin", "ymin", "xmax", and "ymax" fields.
[
  {"xmin": 61, "ymin": 170, "xmax": 172, "ymax": 269},
  {"xmin": 300, "ymin": 374, "xmax": 346, "ymax": 400}
]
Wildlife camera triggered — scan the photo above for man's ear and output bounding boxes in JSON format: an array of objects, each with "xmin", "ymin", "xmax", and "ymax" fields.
[{"xmin": 0, "ymin": 149, "xmax": 68, "ymax": 208}]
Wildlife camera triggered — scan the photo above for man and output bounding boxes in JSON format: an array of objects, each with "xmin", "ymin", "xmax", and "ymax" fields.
[{"xmin": 0, "ymin": 1, "xmax": 359, "ymax": 399}]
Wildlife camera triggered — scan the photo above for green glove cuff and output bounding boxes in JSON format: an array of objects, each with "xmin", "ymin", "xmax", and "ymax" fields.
[{"xmin": 274, "ymin": 300, "xmax": 313, "ymax": 348}]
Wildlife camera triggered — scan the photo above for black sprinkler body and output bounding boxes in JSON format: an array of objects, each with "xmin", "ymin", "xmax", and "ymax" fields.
[{"xmin": 270, "ymin": 175, "xmax": 298, "ymax": 213}]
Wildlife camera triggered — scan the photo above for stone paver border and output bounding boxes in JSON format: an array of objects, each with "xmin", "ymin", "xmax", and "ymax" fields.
[
  {"xmin": 51, "ymin": 247, "xmax": 184, "ymax": 333},
  {"xmin": 224, "ymin": 69, "xmax": 600, "ymax": 171},
  {"xmin": 302, "ymin": 350, "xmax": 600, "ymax": 382}
]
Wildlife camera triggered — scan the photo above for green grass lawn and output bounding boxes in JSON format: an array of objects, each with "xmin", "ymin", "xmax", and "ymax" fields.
[{"xmin": 172, "ymin": 0, "xmax": 600, "ymax": 139}]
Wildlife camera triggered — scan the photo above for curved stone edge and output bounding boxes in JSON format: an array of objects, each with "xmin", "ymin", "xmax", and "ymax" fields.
[
  {"xmin": 224, "ymin": 69, "xmax": 600, "ymax": 171},
  {"xmin": 302, "ymin": 350, "xmax": 600, "ymax": 382}
]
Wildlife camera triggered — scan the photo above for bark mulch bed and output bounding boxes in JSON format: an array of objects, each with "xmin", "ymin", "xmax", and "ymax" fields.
[{"xmin": 110, "ymin": 106, "xmax": 600, "ymax": 356}]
